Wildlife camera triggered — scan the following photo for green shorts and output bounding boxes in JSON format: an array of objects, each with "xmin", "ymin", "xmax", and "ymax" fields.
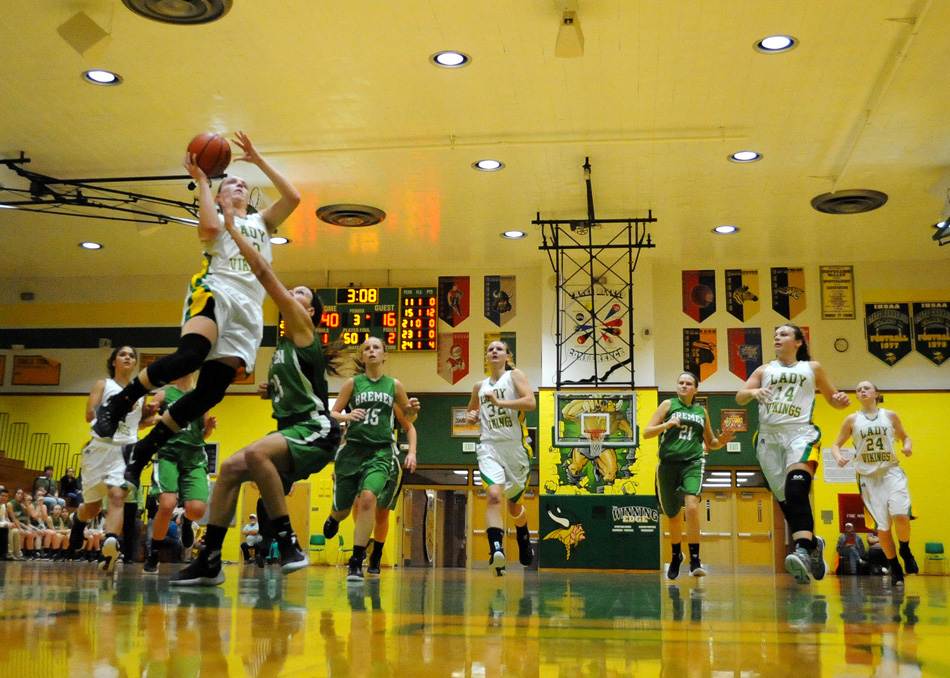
[
  {"xmin": 332, "ymin": 441, "xmax": 398, "ymax": 511},
  {"xmin": 150, "ymin": 446, "xmax": 209, "ymax": 503},
  {"xmin": 278, "ymin": 419, "xmax": 341, "ymax": 494},
  {"xmin": 655, "ymin": 458, "xmax": 705, "ymax": 518},
  {"xmin": 376, "ymin": 456, "xmax": 405, "ymax": 511}
]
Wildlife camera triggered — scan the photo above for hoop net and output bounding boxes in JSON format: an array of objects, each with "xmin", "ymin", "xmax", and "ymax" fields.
[{"xmin": 584, "ymin": 429, "xmax": 606, "ymax": 457}]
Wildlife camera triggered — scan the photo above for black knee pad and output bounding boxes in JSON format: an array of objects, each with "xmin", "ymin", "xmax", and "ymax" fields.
[
  {"xmin": 784, "ymin": 469, "xmax": 814, "ymax": 534},
  {"xmin": 145, "ymin": 333, "xmax": 212, "ymax": 387},
  {"xmin": 167, "ymin": 360, "xmax": 235, "ymax": 429}
]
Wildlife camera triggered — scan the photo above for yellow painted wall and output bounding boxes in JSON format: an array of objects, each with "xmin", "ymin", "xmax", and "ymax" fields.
[
  {"xmin": 811, "ymin": 391, "xmax": 947, "ymax": 561},
  {"xmin": 0, "ymin": 393, "xmax": 364, "ymax": 564}
]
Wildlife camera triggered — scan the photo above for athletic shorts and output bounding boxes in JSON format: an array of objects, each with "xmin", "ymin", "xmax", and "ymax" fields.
[
  {"xmin": 376, "ymin": 457, "xmax": 405, "ymax": 511},
  {"xmin": 476, "ymin": 441, "xmax": 530, "ymax": 502},
  {"xmin": 755, "ymin": 424, "xmax": 821, "ymax": 502},
  {"xmin": 655, "ymin": 458, "xmax": 705, "ymax": 518},
  {"xmin": 859, "ymin": 466, "xmax": 912, "ymax": 531},
  {"xmin": 182, "ymin": 276, "xmax": 263, "ymax": 373},
  {"xmin": 150, "ymin": 447, "xmax": 209, "ymax": 503},
  {"xmin": 79, "ymin": 438, "xmax": 129, "ymax": 503},
  {"xmin": 332, "ymin": 441, "xmax": 398, "ymax": 511},
  {"xmin": 279, "ymin": 418, "xmax": 341, "ymax": 493}
]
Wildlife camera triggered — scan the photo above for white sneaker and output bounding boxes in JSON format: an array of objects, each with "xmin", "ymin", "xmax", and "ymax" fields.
[{"xmin": 785, "ymin": 546, "xmax": 811, "ymax": 584}]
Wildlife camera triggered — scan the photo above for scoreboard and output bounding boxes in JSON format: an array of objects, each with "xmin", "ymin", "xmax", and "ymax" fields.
[{"xmin": 315, "ymin": 287, "xmax": 437, "ymax": 351}]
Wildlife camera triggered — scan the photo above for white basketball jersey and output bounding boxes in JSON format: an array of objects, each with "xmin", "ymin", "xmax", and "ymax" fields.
[
  {"xmin": 477, "ymin": 371, "xmax": 528, "ymax": 445},
  {"xmin": 92, "ymin": 379, "xmax": 145, "ymax": 445},
  {"xmin": 758, "ymin": 360, "xmax": 815, "ymax": 429},
  {"xmin": 203, "ymin": 212, "xmax": 272, "ymax": 307},
  {"xmin": 851, "ymin": 408, "xmax": 899, "ymax": 475}
]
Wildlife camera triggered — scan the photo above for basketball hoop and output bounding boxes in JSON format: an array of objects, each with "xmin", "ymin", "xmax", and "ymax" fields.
[{"xmin": 584, "ymin": 428, "xmax": 606, "ymax": 458}]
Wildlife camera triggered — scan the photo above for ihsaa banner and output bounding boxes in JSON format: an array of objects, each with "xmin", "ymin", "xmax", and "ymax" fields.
[
  {"xmin": 912, "ymin": 302, "xmax": 950, "ymax": 366},
  {"xmin": 865, "ymin": 303, "xmax": 912, "ymax": 366},
  {"xmin": 483, "ymin": 275, "xmax": 516, "ymax": 326}
]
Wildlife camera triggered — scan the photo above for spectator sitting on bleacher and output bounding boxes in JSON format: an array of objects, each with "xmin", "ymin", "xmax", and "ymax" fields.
[
  {"xmin": 26, "ymin": 492, "xmax": 56, "ymax": 560},
  {"xmin": 34, "ymin": 466, "xmax": 66, "ymax": 511},
  {"xmin": 59, "ymin": 468, "xmax": 82, "ymax": 508},
  {"xmin": 49, "ymin": 504, "xmax": 71, "ymax": 561},
  {"xmin": 837, "ymin": 522, "xmax": 867, "ymax": 575},
  {"xmin": 240, "ymin": 513, "xmax": 262, "ymax": 564},
  {"xmin": 1, "ymin": 486, "xmax": 24, "ymax": 560},
  {"xmin": 9, "ymin": 490, "xmax": 39, "ymax": 559}
]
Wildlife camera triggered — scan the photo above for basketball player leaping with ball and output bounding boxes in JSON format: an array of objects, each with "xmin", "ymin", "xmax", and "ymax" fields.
[{"xmin": 90, "ymin": 133, "xmax": 300, "ymax": 490}]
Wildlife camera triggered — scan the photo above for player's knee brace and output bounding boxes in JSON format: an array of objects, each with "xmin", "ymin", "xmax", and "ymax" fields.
[
  {"xmin": 145, "ymin": 333, "xmax": 212, "ymax": 387},
  {"xmin": 784, "ymin": 469, "xmax": 814, "ymax": 534},
  {"xmin": 167, "ymin": 360, "xmax": 235, "ymax": 429}
]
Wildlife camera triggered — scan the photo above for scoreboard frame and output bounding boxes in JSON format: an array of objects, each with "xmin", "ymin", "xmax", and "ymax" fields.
[{"xmin": 315, "ymin": 287, "xmax": 437, "ymax": 351}]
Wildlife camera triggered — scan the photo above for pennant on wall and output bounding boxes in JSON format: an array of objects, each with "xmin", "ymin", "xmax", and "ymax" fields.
[
  {"xmin": 865, "ymin": 303, "xmax": 912, "ymax": 366},
  {"xmin": 438, "ymin": 276, "xmax": 470, "ymax": 327},
  {"xmin": 724, "ymin": 269, "xmax": 760, "ymax": 322},
  {"xmin": 484, "ymin": 331, "xmax": 517, "ymax": 375},
  {"xmin": 727, "ymin": 328, "xmax": 763, "ymax": 381},
  {"xmin": 437, "ymin": 332, "xmax": 469, "ymax": 384},
  {"xmin": 683, "ymin": 328, "xmax": 718, "ymax": 382},
  {"xmin": 770, "ymin": 267, "xmax": 806, "ymax": 320},
  {"xmin": 682, "ymin": 270, "xmax": 717, "ymax": 322},
  {"xmin": 484, "ymin": 275, "xmax": 517, "ymax": 326},
  {"xmin": 912, "ymin": 302, "xmax": 950, "ymax": 366}
]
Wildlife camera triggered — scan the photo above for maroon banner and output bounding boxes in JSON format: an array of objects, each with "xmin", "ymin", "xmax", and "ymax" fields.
[
  {"xmin": 682, "ymin": 270, "xmax": 717, "ymax": 322},
  {"xmin": 727, "ymin": 328, "xmax": 763, "ymax": 381},
  {"xmin": 438, "ymin": 276, "xmax": 470, "ymax": 327}
]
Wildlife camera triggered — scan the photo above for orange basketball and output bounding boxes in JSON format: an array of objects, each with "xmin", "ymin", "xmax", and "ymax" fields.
[{"xmin": 187, "ymin": 132, "xmax": 231, "ymax": 177}]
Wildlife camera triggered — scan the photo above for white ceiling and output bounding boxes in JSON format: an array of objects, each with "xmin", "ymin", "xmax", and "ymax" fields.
[{"xmin": 2, "ymin": 0, "xmax": 949, "ymax": 289}]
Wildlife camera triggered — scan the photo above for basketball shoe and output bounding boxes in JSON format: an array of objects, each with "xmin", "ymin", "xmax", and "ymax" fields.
[
  {"xmin": 489, "ymin": 549, "xmax": 506, "ymax": 577},
  {"xmin": 809, "ymin": 536, "xmax": 827, "ymax": 580},
  {"xmin": 99, "ymin": 535, "xmax": 121, "ymax": 573},
  {"xmin": 171, "ymin": 546, "xmax": 225, "ymax": 587},
  {"xmin": 667, "ymin": 551, "xmax": 684, "ymax": 580},
  {"xmin": 278, "ymin": 533, "xmax": 309, "ymax": 574},
  {"xmin": 785, "ymin": 546, "xmax": 811, "ymax": 584}
]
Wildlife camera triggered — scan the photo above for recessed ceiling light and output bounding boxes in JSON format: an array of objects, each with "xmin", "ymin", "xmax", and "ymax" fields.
[
  {"xmin": 269, "ymin": 236, "xmax": 290, "ymax": 245},
  {"xmin": 501, "ymin": 230, "xmax": 526, "ymax": 239},
  {"xmin": 429, "ymin": 51, "xmax": 470, "ymax": 68},
  {"xmin": 79, "ymin": 241, "xmax": 103, "ymax": 250},
  {"xmin": 712, "ymin": 225, "xmax": 739, "ymax": 235},
  {"xmin": 473, "ymin": 159, "xmax": 504, "ymax": 171},
  {"xmin": 0, "ymin": 203, "xmax": 16, "ymax": 209},
  {"xmin": 83, "ymin": 69, "xmax": 122, "ymax": 85},
  {"xmin": 755, "ymin": 35, "xmax": 797, "ymax": 53},
  {"xmin": 729, "ymin": 151, "xmax": 762, "ymax": 163}
]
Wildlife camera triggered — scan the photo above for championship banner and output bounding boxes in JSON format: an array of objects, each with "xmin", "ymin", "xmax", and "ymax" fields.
[
  {"xmin": 437, "ymin": 332, "xmax": 469, "ymax": 384},
  {"xmin": 727, "ymin": 328, "xmax": 762, "ymax": 381},
  {"xmin": 865, "ymin": 303, "xmax": 912, "ymax": 366},
  {"xmin": 12, "ymin": 354, "xmax": 61, "ymax": 385},
  {"xmin": 770, "ymin": 267, "xmax": 806, "ymax": 320},
  {"xmin": 483, "ymin": 275, "xmax": 516, "ymax": 326},
  {"xmin": 438, "ymin": 276, "xmax": 470, "ymax": 327},
  {"xmin": 912, "ymin": 301, "xmax": 950, "ymax": 366},
  {"xmin": 819, "ymin": 265, "xmax": 855, "ymax": 319},
  {"xmin": 724, "ymin": 269, "xmax": 760, "ymax": 322},
  {"xmin": 682, "ymin": 270, "xmax": 716, "ymax": 322},
  {"xmin": 483, "ymin": 331, "xmax": 517, "ymax": 375},
  {"xmin": 683, "ymin": 328, "xmax": 718, "ymax": 382}
]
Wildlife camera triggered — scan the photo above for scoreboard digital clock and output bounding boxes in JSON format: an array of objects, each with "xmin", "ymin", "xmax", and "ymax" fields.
[{"xmin": 315, "ymin": 287, "xmax": 437, "ymax": 351}]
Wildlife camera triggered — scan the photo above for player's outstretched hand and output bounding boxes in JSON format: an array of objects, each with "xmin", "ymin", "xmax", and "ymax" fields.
[
  {"xmin": 232, "ymin": 131, "xmax": 262, "ymax": 165},
  {"xmin": 184, "ymin": 152, "xmax": 207, "ymax": 182}
]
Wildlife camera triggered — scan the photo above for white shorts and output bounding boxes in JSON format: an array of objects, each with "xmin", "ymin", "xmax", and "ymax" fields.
[
  {"xmin": 755, "ymin": 424, "xmax": 821, "ymax": 502},
  {"xmin": 182, "ymin": 277, "xmax": 263, "ymax": 373},
  {"xmin": 859, "ymin": 466, "xmax": 911, "ymax": 531},
  {"xmin": 476, "ymin": 441, "xmax": 530, "ymax": 502},
  {"xmin": 80, "ymin": 438, "xmax": 128, "ymax": 504}
]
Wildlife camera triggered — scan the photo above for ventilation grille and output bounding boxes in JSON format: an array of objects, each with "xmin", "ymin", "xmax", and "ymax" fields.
[
  {"xmin": 316, "ymin": 204, "xmax": 386, "ymax": 228},
  {"xmin": 811, "ymin": 189, "xmax": 888, "ymax": 215},
  {"xmin": 121, "ymin": 0, "xmax": 232, "ymax": 25}
]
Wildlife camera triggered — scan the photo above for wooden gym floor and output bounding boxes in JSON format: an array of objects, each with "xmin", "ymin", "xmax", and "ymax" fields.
[{"xmin": 0, "ymin": 561, "xmax": 947, "ymax": 677}]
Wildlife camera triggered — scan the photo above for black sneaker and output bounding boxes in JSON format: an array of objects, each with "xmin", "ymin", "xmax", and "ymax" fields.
[
  {"xmin": 667, "ymin": 551, "xmax": 684, "ymax": 580},
  {"xmin": 143, "ymin": 552, "xmax": 160, "ymax": 575},
  {"xmin": 92, "ymin": 396, "xmax": 131, "ymax": 439},
  {"xmin": 489, "ymin": 549, "xmax": 506, "ymax": 577},
  {"xmin": 891, "ymin": 567, "xmax": 905, "ymax": 587},
  {"xmin": 903, "ymin": 553, "xmax": 919, "ymax": 575},
  {"xmin": 517, "ymin": 531, "xmax": 534, "ymax": 567},
  {"xmin": 689, "ymin": 559, "xmax": 707, "ymax": 577},
  {"xmin": 323, "ymin": 516, "xmax": 339, "ymax": 539},
  {"xmin": 367, "ymin": 561, "xmax": 381, "ymax": 576},
  {"xmin": 98, "ymin": 536, "xmax": 121, "ymax": 573},
  {"xmin": 170, "ymin": 548, "xmax": 225, "ymax": 587},
  {"xmin": 255, "ymin": 548, "xmax": 266, "ymax": 569},
  {"xmin": 278, "ymin": 534, "xmax": 309, "ymax": 574},
  {"xmin": 346, "ymin": 556, "xmax": 364, "ymax": 583}
]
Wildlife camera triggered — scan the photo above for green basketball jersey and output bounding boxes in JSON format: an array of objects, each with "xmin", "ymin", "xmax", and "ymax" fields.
[
  {"xmin": 161, "ymin": 385, "xmax": 206, "ymax": 454},
  {"xmin": 268, "ymin": 335, "xmax": 330, "ymax": 425},
  {"xmin": 657, "ymin": 397, "xmax": 707, "ymax": 462},
  {"xmin": 344, "ymin": 374, "xmax": 397, "ymax": 445}
]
